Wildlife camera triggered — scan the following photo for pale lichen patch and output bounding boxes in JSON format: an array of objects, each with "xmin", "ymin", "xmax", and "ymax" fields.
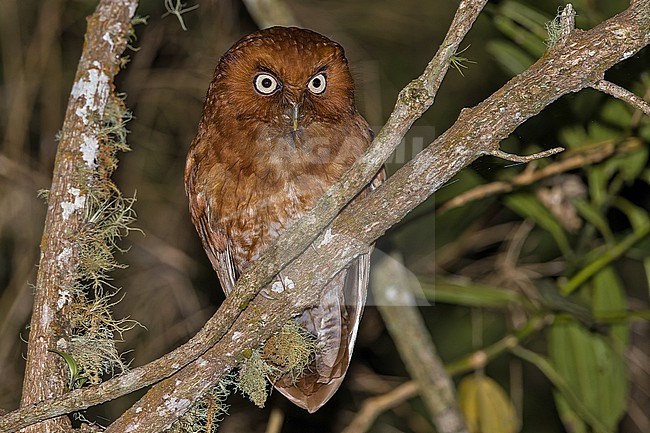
[
  {"xmin": 317, "ymin": 228, "xmax": 333, "ymax": 247},
  {"xmin": 61, "ymin": 187, "xmax": 86, "ymax": 220},
  {"xmin": 271, "ymin": 276, "xmax": 296, "ymax": 293},
  {"xmin": 41, "ymin": 304, "xmax": 53, "ymax": 329},
  {"xmin": 70, "ymin": 61, "xmax": 110, "ymax": 168},
  {"xmin": 158, "ymin": 396, "xmax": 191, "ymax": 417},
  {"xmin": 57, "ymin": 289, "xmax": 72, "ymax": 309},
  {"xmin": 80, "ymin": 135, "xmax": 100, "ymax": 169},
  {"xmin": 125, "ymin": 422, "xmax": 140, "ymax": 433},
  {"xmin": 271, "ymin": 280, "xmax": 284, "ymax": 293},
  {"xmin": 103, "ymin": 31, "xmax": 115, "ymax": 51},
  {"xmin": 57, "ymin": 247, "xmax": 72, "ymax": 262}
]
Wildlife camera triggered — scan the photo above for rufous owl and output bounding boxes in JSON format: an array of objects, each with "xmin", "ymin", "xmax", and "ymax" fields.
[{"xmin": 185, "ymin": 26, "xmax": 383, "ymax": 412}]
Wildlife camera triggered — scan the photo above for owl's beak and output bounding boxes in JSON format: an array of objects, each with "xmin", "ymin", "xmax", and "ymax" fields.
[{"xmin": 291, "ymin": 103, "xmax": 300, "ymax": 132}]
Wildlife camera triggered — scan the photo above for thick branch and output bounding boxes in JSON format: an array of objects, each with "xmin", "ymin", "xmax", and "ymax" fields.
[
  {"xmin": 15, "ymin": 1, "xmax": 136, "ymax": 433},
  {"xmin": 1, "ymin": 0, "xmax": 648, "ymax": 431}
]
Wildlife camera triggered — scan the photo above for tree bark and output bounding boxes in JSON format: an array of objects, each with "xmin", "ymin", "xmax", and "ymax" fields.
[{"xmin": 18, "ymin": 1, "xmax": 137, "ymax": 432}]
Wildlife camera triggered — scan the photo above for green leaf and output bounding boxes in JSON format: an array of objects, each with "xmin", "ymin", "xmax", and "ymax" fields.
[
  {"xmin": 458, "ymin": 374, "xmax": 520, "ymax": 433},
  {"xmin": 592, "ymin": 267, "xmax": 629, "ymax": 345},
  {"xmin": 505, "ymin": 193, "xmax": 574, "ymax": 258},
  {"xmin": 562, "ymin": 222, "xmax": 650, "ymax": 295},
  {"xmin": 549, "ymin": 320, "xmax": 628, "ymax": 432},
  {"xmin": 498, "ymin": 0, "xmax": 550, "ymax": 40},
  {"xmin": 586, "ymin": 163, "xmax": 607, "ymax": 208},
  {"xmin": 48, "ymin": 349, "xmax": 80, "ymax": 390},
  {"xmin": 613, "ymin": 197, "xmax": 650, "ymax": 231},
  {"xmin": 590, "ymin": 143, "xmax": 648, "ymax": 191},
  {"xmin": 559, "ymin": 126, "xmax": 589, "ymax": 150},
  {"xmin": 553, "ymin": 391, "xmax": 587, "ymax": 433},
  {"xmin": 587, "ymin": 122, "xmax": 620, "ymax": 143},
  {"xmin": 511, "ymin": 346, "xmax": 608, "ymax": 433},
  {"xmin": 642, "ymin": 168, "xmax": 650, "ymax": 186},
  {"xmin": 486, "ymin": 40, "xmax": 535, "ymax": 75},
  {"xmin": 616, "ymin": 144, "xmax": 648, "ymax": 183},
  {"xmin": 600, "ymin": 99, "xmax": 633, "ymax": 128},
  {"xmin": 420, "ymin": 277, "xmax": 528, "ymax": 308},
  {"xmin": 573, "ymin": 198, "xmax": 614, "ymax": 243}
]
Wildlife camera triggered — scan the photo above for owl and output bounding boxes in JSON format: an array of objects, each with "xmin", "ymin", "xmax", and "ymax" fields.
[{"xmin": 185, "ymin": 26, "xmax": 383, "ymax": 412}]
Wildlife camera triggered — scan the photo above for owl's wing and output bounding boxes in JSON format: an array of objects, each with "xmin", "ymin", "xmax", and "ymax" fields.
[
  {"xmin": 274, "ymin": 253, "xmax": 369, "ymax": 413},
  {"xmin": 273, "ymin": 168, "xmax": 386, "ymax": 413},
  {"xmin": 186, "ymin": 163, "xmax": 238, "ymax": 295}
]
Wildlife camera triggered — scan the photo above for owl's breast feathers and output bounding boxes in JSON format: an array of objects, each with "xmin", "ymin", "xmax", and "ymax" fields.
[{"xmin": 187, "ymin": 116, "xmax": 371, "ymax": 271}]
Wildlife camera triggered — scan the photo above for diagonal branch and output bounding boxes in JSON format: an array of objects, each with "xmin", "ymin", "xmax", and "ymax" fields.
[
  {"xmin": 372, "ymin": 254, "xmax": 469, "ymax": 433},
  {"xmin": 0, "ymin": 0, "xmax": 488, "ymax": 430}
]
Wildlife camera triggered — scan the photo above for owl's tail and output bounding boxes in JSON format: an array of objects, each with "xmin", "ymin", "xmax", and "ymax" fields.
[{"xmin": 272, "ymin": 253, "xmax": 370, "ymax": 413}]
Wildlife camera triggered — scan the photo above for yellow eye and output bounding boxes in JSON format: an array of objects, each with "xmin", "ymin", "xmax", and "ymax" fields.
[
  {"xmin": 308, "ymin": 73, "xmax": 327, "ymax": 94},
  {"xmin": 254, "ymin": 73, "xmax": 279, "ymax": 95}
]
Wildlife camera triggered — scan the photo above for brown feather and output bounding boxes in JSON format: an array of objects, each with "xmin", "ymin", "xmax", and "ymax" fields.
[{"xmin": 185, "ymin": 26, "xmax": 384, "ymax": 411}]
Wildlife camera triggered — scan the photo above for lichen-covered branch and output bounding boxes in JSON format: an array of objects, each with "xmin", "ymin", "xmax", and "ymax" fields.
[
  {"xmin": 1, "ymin": 0, "xmax": 649, "ymax": 431},
  {"xmin": 16, "ymin": 1, "xmax": 137, "ymax": 433}
]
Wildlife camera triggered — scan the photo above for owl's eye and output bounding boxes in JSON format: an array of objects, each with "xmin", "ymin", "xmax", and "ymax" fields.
[
  {"xmin": 308, "ymin": 73, "xmax": 327, "ymax": 94},
  {"xmin": 254, "ymin": 73, "xmax": 280, "ymax": 95}
]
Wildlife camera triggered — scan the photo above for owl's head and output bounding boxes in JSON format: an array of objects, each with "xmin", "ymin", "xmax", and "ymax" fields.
[{"xmin": 207, "ymin": 27, "xmax": 357, "ymax": 134}]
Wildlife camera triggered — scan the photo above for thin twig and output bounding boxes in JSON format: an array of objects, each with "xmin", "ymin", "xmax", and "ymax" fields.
[
  {"xmin": 437, "ymin": 139, "xmax": 642, "ymax": 215},
  {"xmin": 488, "ymin": 147, "xmax": 564, "ymax": 163},
  {"xmin": 341, "ymin": 381, "xmax": 420, "ymax": 433},
  {"xmin": 591, "ymin": 80, "xmax": 650, "ymax": 116}
]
